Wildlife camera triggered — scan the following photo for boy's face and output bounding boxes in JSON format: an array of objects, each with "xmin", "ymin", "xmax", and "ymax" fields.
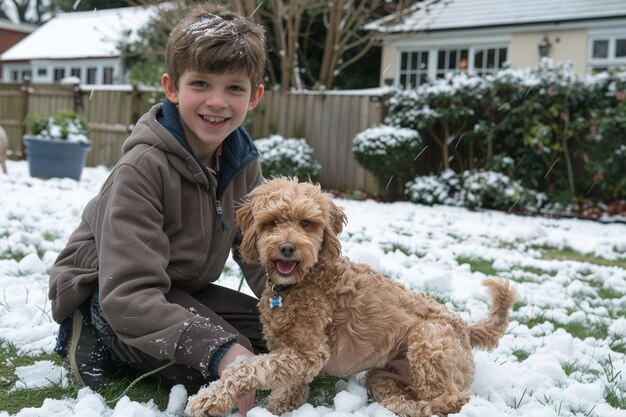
[{"xmin": 162, "ymin": 70, "xmax": 264, "ymax": 161}]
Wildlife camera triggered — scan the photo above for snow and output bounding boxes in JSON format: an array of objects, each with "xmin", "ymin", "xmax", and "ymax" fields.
[
  {"xmin": 0, "ymin": 6, "xmax": 156, "ymax": 61},
  {"xmin": 1, "ymin": 160, "xmax": 625, "ymax": 417},
  {"xmin": 365, "ymin": 0, "xmax": 626, "ymax": 33}
]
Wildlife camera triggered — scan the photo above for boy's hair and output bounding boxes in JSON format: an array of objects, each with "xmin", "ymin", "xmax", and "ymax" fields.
[{"xmin": 165, "ymin": 4, "xmax": 266, "ymax": 88}]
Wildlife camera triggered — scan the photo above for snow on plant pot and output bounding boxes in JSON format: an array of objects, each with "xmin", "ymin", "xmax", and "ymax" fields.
[
  {"xmin": 255, "ymin": 135, "xmax": 322, "ymax": 182},
  {"xmin": 23, "ymin": 109, "xmax": 91, "ymax": 181}
]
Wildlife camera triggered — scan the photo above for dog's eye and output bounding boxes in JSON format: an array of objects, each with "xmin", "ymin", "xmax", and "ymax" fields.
[
  {"xmin": 268, "ymin": 220, "xmax": 278, "ymax": 227},
  {"xmin": 300, "ymin": 220, "xmax": 310, "ymax": 227}
]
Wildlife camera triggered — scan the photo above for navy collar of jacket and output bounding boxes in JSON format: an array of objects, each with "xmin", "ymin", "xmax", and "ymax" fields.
[{"xmin": 157, "ymin": 98, "xmax": 259, "ymax": 196}]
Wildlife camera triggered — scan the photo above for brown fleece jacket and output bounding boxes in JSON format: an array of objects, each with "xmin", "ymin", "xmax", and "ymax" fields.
[{"xmin": 48, "ymin": 102, "xmax": 267, "ymax": 376}]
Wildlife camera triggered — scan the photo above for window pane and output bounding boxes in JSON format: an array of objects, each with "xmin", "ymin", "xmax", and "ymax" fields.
[
  {"xmin": 460, "ymin": 49, "xmax": 468, "ymax": 70},
  {"xmin": 438, "ymin": 50, "xmax": 446, "ymax": 70},
  {"xmin": 449, "ymin": 50, "xmax": 457, "ymax": 69},
  {"xmin": 54, "ymin": 68, "xmax": 65, "ymax": 81},
  {"xmin": 399, "ymin": 74, "xmax": 407, "ymax": 87},
  {"xmin": 487, "ymin": 49, "xmax": 496, "ymax": 68},
  {"xmin": 401, "ymin": 53, "xmax": 408, "ymax": 70},
  {"xmin": 38, "ymin": 68, "xmax": 47, "ymax": 76},
  {"xmin": 616, "ymin": 39, "xmax": 626, "ymax": 58},
  {"xmin": 87, "ymin": 68, "xmax": 97, "ymax": 84},
  {"xmin": 499, "ymin": 48, "xmax": 508, "ymax": 67},
  {"xmin": 420, "ymin": 51, "xmax": 428, "ymax": 69},
  {"xmin": 420, "ymin": 74, "xmax": 429, "ymax": 85},
  {"xmin": 410, "ymin": 52, "xmax": 418, "ymax": 71},
  {"xmin": 592, "ymin": 40, "xmax": 609, "ymax": 58},
  {"xmin": 103, "ymin": 67, "xmax": 114, "ymax": 84},
  {"xmin": 474, "ymin": 50, "xmax": 484, "ymax": 69}
]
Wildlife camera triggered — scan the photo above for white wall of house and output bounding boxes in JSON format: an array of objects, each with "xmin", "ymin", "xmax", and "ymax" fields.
[
  {"xmin": 2, "ymin": 57, "xmax": 125, "ymax": 84},
  {"xmin": 510, "ymin": 29, "xmax": 588, "ymax": 74},
  {"xmin": 378, "ymin": 20, "xmax": 626, "ymax": 87}
]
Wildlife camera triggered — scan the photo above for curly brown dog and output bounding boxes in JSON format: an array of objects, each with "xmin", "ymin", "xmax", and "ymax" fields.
[{"xmin": 187, "ymin": 177, "xmax": 516, "ymax": 417}]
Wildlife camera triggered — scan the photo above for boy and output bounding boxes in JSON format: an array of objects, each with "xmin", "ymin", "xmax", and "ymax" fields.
[{"xmin": 48, "ymin": 4, "xmax": 267, "ymax": 414}]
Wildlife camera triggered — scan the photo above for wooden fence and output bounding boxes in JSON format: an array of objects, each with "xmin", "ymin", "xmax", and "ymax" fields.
[{"xmin": 0, "ymin": 82, "xmax": 382, "ymax": 193}]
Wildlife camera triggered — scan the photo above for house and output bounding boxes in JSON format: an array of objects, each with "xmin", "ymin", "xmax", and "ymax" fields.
[
  {"xmin": 0, "ymin": 18, "xmax": 36, "ymax": 80},
  {"xmin": 0, "ymin": 6, "xmax": 154, "ymax": 85},
  {"xmin": 365, "ymin": 0, "xmax": 626, "ymax": 88}
]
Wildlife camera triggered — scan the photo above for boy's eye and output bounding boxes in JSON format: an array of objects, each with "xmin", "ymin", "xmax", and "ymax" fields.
[
  {"xmin": 229, "ymin": 85, "xmax": 245, "ymax": 92},
  {"xmin": 191, "ymin": 80, "xmax": 207, "ymax": 87}
]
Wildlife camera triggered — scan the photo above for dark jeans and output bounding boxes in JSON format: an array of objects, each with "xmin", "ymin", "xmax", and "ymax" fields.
[{"xmin": 90, "ymin": 284, "xmax": 267, "ymax": 392}]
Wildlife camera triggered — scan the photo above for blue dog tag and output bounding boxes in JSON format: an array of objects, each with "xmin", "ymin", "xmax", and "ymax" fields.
[{"xmin": 270, "ymin": 295, "xmax": 283, "ymax": 308}]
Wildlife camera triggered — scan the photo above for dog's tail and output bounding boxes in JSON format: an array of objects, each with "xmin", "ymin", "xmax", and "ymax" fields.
[{"xmin": 468, "ymin": 278, "xmax": 516, "ymax": 351}]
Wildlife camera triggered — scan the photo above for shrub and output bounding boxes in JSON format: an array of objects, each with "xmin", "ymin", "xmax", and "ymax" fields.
[
  {"xmin": 406, "ymin": 170, "xmax": 548, "ymax": 211},
  {"xmin": 25, "ymin": 109, "xmax": 89, "ymax": 143},
  {"xmin": 352, "ymin": 124, "xmax": 423, "ymax": 199},
  {"xmin": 459, "ymin": 170, "xmax": 525, "ymax": 210},
  {"xmin": 255, "ymin": 135, "xmax": 321, "ymax": 181},
  {"xmin": 405, "ymin": 169, "xmax": 460, "ymax": 205}
]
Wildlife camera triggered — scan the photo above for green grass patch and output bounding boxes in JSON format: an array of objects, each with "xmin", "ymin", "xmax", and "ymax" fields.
[
  {"xmin": 382, "ymin": 242, "xmax": 412, "ymax": 256},
  {"xmin": 0, "ymin": 337, "xmax": 342, "ymax": 414},
  {"xmin": 511, "ymin": 348, "xmax": 531, "ymax": 362},
  {"xmin": 0, "ymin": 340, "xmax": 78, "ymax": 413},
  {"xmin": 456, "ymin": 256, "xmax": 497, "ymax": 276},
  {"xmin": 540, "ymin": 247, "xmax": 626, "ymax": 269},
  {"xmin": 519, "ymin": 316, "xmax": 609, "ymax": 341},
  {"xmin": 518, "ymin": 266, "xmax": 557, "ymax": 277}
]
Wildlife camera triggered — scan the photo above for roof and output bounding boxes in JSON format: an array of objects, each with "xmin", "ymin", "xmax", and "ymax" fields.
[
  {"xmin": 0, "ymin": 6, "xmax": 155, "ymax": 61},
  {"xmin": 0, "ymin": 18, "xmax": 37, "ymax": 34},
  {"xmin": 366, "ymin": 0, "xmax": 626, "ymax": 33}
]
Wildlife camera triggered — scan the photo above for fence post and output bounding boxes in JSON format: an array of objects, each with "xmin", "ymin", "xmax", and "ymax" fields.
[
  {"xmin": 20, "ymin": 76, "xmax": 30, "ymax": 159},
  {"xmin": 73, "ymin": 81, "xmax": 82, "ymax": 113}
]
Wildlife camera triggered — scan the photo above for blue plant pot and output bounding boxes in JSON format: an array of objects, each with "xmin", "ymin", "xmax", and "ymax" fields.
[{"xmin": 23, "ymin": 136, "xmax": 91, "ymax": 181}]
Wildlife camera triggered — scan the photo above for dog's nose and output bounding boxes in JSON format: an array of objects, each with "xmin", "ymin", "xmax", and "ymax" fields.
[{"xmin": 279, "ymin": 242, "xmax": 296, "ymax": 258}]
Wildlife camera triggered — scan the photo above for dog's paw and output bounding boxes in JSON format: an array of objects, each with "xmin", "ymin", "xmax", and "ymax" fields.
[{"xmin": 186, "ymin": 382, "xmax": 237, "ymax": 417}]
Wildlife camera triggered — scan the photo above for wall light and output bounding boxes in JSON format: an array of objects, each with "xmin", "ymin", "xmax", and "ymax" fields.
[{"xmin": 538, "ymin": 35, "xmax": 552, "ymax": 58}]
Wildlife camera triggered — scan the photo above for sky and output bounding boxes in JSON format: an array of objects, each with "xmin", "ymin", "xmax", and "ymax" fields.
[{"xmin": 0, "ymin": 160, "xmax": 625, "ymax": 417}]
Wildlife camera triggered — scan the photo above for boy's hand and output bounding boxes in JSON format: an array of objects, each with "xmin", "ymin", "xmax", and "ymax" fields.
[{"xmin": 217, "ymin": 343, "xmax": 256, "ymax": 416}]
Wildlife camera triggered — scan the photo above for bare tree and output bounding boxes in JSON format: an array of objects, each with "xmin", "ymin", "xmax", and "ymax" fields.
[
  {"xmin": 262, "ymin": 0, "xmax": 323, "ymax": 91},
  {"xmin": 2, "ymin": 0, "xmax": 48, "ymax": 23}
]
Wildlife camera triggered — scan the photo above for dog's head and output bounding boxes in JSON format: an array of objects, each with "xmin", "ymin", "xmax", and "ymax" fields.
[{"xmin": 236, "ymin": 177, "xmax": 346, "ymax": 285}]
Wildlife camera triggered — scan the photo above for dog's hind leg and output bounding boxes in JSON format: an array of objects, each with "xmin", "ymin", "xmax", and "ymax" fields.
[
  {"xmin": 405, "ymin": 321, "xmax": 472, "ymax": 416},
  {"xmin": 366, "ymin": 368, "xmax": 424, "ymax": 417},
  {"xmin": 266, "ymin": 380, "xmax": 309, "ymax": 415}
]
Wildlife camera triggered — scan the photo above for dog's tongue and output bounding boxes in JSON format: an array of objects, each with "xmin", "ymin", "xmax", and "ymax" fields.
[{"xmin": 277, "ymin": 261, "xmax": 297, "ymax": 274}]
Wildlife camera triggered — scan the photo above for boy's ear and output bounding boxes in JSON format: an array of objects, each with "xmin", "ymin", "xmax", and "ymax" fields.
[
  {"xmin": 248, "ymin": 84, "xmax": 264, "ymax": 111},
  {"xmin": 162, "ymin": 73, "xmax": 179, "ymax": 104}
]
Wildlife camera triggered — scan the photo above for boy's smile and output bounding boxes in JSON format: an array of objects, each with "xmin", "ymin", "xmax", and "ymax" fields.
[{"xmin": 162, "ymin": 70, "xmax": 264, "ymax": 164}]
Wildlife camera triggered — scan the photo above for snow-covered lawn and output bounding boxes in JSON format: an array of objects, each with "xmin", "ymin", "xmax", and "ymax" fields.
[{"xmin": 0, "ymin": 160, "xmax": 625, "ymax": 417}]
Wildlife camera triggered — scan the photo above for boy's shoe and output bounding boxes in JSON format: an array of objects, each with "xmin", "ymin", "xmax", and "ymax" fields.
[{"xmin": 66, "ymin": 309, "xmax": 114, "ymax": 390}]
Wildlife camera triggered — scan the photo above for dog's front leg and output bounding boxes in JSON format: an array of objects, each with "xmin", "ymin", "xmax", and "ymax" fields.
[
  {"xmin": 186, "ymin": 345, "xmax": 330, "ymax": 417},
  {"xmin": 266, "ymin": 379, "xmax": 309, "ymax": 415}
]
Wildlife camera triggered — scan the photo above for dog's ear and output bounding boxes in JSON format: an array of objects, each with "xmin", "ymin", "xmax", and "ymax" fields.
[
  {"xmin": 235, "ymin": 199, "xmax": 260, "ymax": 262},
  {"xmin": 319, "ymin": 197, "xmax": 347, "ymax": 259}
]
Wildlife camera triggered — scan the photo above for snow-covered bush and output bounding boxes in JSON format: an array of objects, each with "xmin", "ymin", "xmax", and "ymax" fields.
[
  {"xmin": 405, "ymin": 170, "xmax": 460, "ymax": 205},
  {"xmin": 25, "ymin": 109, "xmax": 90, "ymax": 143},
  {"xmin": 406, "ymin": 170, "xmax": 548, "ymax": 211},
  {"xmin": 385, "ymin": 61, "xmax": 626, "ymax": 205},
  {"xmin": 352, "ymin": 124, "xmax": 423, "ymax": 198},
  {"xmin": 459, "ymin": 170, "xmax": 525, "ymax": 209},
  {"xmin": 255, "ymin": 135, "xmax": 321, "ymax": 181}
]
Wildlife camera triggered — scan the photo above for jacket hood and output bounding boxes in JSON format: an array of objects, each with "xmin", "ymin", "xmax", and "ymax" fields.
[{"xmin": 121, "ymin": 99, "xmax": 259, "ymax": 194}]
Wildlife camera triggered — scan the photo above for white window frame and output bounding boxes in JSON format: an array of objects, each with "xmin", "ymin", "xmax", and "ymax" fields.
[
  {"xmin": 588, "ymin": 31, "xmax": 626, "ymax": 72},
  {"xmin": 396, "ymin": 44, "xmax": 508, "ymax": 87}
]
